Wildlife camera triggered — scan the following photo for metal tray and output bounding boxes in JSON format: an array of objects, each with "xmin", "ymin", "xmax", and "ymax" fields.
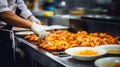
[{"xmin": 16, "ymin": 36, "xmax": 120, "ymax": 67}]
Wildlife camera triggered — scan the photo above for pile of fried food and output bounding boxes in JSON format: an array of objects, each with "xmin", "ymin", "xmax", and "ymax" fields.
[{"xmin": 24, "ymin": 30, "xmax": 120, "ymax": 51}]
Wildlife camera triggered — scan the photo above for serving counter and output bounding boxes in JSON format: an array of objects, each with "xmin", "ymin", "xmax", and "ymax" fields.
[
  {"xmin": 15, "ymin": 36, "xmax": 96, "ymax": 67},
  {"xmin": 15, "ymin": 36, "xmax": 120, "ymax": 67}
]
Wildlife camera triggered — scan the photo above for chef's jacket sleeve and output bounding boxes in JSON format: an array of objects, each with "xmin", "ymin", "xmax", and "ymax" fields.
[
  {"xmin": 16, "ymin": 0, "xmax": 32, "ymax": 19},
  {"xmin": 0, "ymin": 0, "xmax": 10, "ymax": 13}
]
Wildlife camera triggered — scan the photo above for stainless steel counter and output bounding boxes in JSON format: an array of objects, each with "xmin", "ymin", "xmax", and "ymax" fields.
[{"xmin": 15, "ymin": 36, "xmax": 119, "ymax": 67}]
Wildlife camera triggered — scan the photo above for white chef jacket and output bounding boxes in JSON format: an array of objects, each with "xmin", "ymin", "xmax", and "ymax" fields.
[
  {"xmin": 0, "ymin": 0, "xmax": 32, "ymax": 19},
  {"xmin": 0, "ymin": 0, "xmax": 33, "ymax": 60}
]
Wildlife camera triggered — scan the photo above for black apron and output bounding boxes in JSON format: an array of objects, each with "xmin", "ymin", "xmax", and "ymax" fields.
[
  {"xmin": 0, "ymin": 25, "xmax": 15, "ymax": 67},
  {"xmin": 0, "ymin": 0, "xmax": 22, "ymax": 66}
]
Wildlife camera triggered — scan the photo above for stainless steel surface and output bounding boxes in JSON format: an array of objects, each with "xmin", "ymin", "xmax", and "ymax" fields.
[{"xmin": 15, "ymin": 35, "xmax": 120, "ymax": 67}]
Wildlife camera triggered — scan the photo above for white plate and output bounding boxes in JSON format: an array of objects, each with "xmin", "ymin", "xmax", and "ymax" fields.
[
  {"xmin": 95, "ymin": 44, "xmax": 120, "ymax": 54},
  {"xmin": 95, "ymin": 57, "xmax": 120, "ymax": 67},
  {"xmin": 65, "ymin": 47, "xmax": 107, "ymax": 61}
]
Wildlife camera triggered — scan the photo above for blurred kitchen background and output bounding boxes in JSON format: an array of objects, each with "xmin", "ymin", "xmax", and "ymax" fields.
[{"xmin": 24, "ymin": 0, "xmax": 120, "ymax": 26}]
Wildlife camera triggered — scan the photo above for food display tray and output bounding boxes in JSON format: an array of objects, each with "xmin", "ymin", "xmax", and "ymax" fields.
[{"xmin": 15, "ymin": 36, "xmax": 119, "ymax": 67}]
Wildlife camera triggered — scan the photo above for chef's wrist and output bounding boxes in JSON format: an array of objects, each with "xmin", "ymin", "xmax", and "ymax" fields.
[{"xmin": 27, "ymin": 15, "xmax": 33, "ymax": 20}]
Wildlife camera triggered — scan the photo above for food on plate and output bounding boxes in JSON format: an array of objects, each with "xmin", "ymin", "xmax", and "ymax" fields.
[
  {"xmin": 24, "ymin": 30, "xmax": 120, "ymax": 51},
  {"xmin": 65, "ymin": 47, "xmax": 107, "ymax": 61},
  {"xmin": 73, "ymin": 49, "xmax": 99, "ymax": 56},
  {"xmin": 95, "ymin": 45, "xmax": 120, "ymax": 54},
  {"xmin": 102, "ymin": 62, "xmax": 120, "ymax": 67},
  {"xmin": 107, "ymin": 49, "xmax": 120, "ymax": 54},
  {"xmin": 114, "ymin": 63, "xmax": 120, "ymax": 67},
  {"xmin": 94, "ymin": 57, "xmax": 120, "ymax": 67}
]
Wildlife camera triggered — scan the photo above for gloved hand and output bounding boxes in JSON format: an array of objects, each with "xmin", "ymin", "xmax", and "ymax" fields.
[
  {"xmin": 31, "ymin": 23, "xmax": 47, "ymax": 40},
  {"xmin": 28, "ymin": 15, "xmax": 41, "ymax": 24}
]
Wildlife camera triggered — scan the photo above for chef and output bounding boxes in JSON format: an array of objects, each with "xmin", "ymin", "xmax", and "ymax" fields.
[{"xmin": 0, "ymin": 0, "xmax": 46, "ymax": 67}]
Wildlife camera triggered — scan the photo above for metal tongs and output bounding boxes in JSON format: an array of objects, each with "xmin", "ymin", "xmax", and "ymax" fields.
[
  {"xmin": 38, "ymin": 37, "xmax": 51, "ymax": 45},
  {"xmin": 44, "ymin": 37, "xmax": 51, "ymax": 44}
]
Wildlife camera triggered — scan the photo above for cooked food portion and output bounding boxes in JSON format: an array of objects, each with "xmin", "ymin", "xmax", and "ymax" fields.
[
  {"xmin": 107, "ymin": 49, "xmax": 120, "ymax": 54},
  {"xmin": 95, "ymin": 57, "xmax": 120, "ymax": 67},
  {"xmin": 114, "ymin": 63, "xmax": 120, "ymax": 67},
  {"xmin": 73, "ymin": 49, "xmax": 99, "ymax": 56},
  {"xmin": 24, "ymin": 30, "xmax": 120, "ymax": 51}
]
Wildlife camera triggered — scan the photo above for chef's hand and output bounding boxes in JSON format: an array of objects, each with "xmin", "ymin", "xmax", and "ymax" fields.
[
  {"xmin": 28, "ymin": 15, "xmax": 41, "ymax": 24},
  {"xmin": 31, "ymin": 23, "xmax": 47, "ymax": 40}
]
